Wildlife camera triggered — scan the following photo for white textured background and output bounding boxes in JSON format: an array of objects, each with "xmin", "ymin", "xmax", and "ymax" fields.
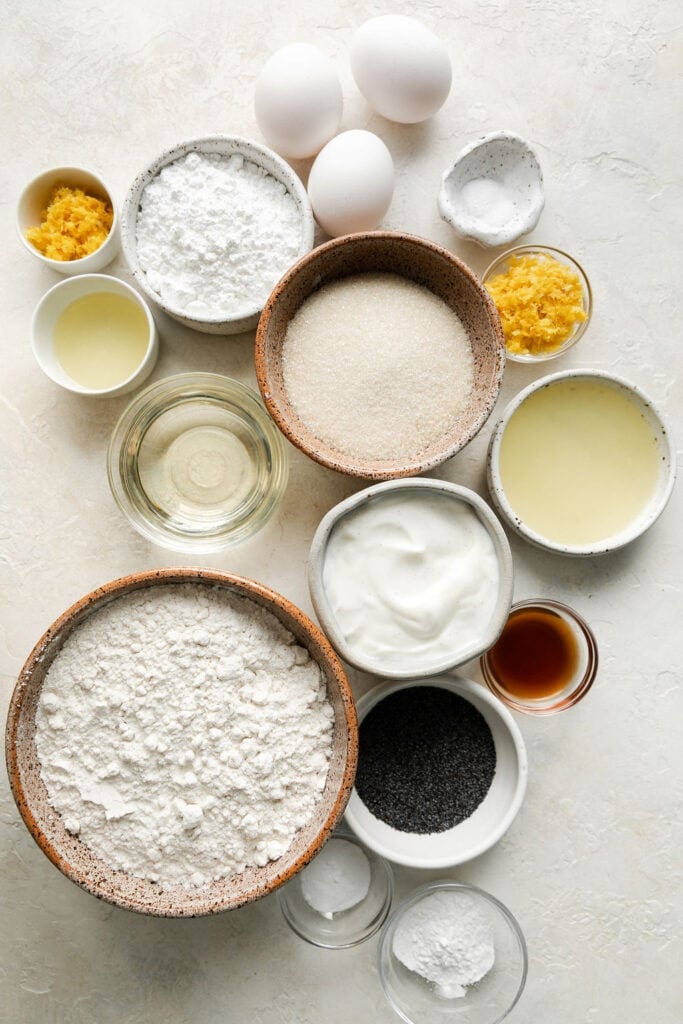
[{"xmin": 1, "ymin": 2, "xmax": 681, "ymax": 1022}]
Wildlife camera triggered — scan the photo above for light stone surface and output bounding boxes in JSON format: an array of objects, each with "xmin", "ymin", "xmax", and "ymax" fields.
[{"xmin": 1, "ymin": 1, "xmax": 681, "ymax": 1022}]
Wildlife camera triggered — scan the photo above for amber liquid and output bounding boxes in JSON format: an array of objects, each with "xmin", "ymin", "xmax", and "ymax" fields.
[{"xmin": 487, "ymin": 607, "xmax": 579, "ymax": 700}]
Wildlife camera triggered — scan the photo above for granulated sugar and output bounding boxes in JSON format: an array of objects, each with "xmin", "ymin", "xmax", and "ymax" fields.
[
  {"xmin": 34, "ymin": 584, "xmax": 333, "ymax": 889},
  {"xmin": 282, "ymin": 272, "xmax": 474, "ymax": 461}
]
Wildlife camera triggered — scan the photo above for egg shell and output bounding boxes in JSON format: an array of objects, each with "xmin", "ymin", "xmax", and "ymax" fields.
[
  {"xmin": 350, "ymin": 15, "xmax": 452, "ymax": 124},
  {"xmin": 307, "ymin": 130, "xmax": 394, "ymax": 238},
  {"xmin": 254, "ymin": 43, "xmax": 343, "ymax": 159}
]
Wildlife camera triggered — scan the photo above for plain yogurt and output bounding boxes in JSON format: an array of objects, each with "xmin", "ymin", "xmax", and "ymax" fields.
[{"xmin": 321, "ymin": 491, "xmax": 500, "ymax": 674}]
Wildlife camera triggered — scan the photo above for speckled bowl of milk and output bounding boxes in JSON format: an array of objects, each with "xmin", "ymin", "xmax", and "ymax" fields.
[{"xmin": 487, "ymin": 369, "xmax": 676, "ymax": 555}]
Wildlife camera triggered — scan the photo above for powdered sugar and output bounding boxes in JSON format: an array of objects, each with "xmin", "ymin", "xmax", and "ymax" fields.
[
  {"xmin": 135, "ymin": 151, "xmax": 303, "ymax": 318},
  {"xmin": 392, "ymin": 889, "xmax": 495, "ymax": 999},
  {"xmin": 34, "ymin": 584, "xmax": 333, "ymax": 889}
]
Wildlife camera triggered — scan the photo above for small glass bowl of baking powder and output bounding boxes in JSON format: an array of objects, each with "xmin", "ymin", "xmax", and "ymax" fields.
[
  {"xmin": 378, "ymin": 881, "xmax": 527, "ymax": 1024},
  {"xmin": 278, "ymin": 829, "xmax": 394, "ymax": 948},
  {"xmin": 107, "ymin": 373, "xmax": 288, "ymax": 551}
]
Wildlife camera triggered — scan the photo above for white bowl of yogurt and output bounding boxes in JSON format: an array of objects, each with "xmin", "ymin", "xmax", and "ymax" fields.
[{"xmin": 308, "ymin": 479, "xmax": 514, "ymax": 679}]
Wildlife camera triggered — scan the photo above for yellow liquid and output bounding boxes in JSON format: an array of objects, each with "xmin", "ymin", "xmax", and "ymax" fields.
[
  {"xmin": 499, "ymin": 379, "xmax": 661, "ymax": 544},
  {"xmin": 54, "ymin": 292, "xmax": 149, "ymax": 390}
]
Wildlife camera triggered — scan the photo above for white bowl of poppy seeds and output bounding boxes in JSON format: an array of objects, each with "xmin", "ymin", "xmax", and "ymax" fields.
[{"xmin": 344, "ymin": 676, "xmax": 527, "ymax": 869}]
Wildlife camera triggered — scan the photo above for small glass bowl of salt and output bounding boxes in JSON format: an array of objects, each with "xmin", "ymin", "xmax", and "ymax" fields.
[
  {"xmin": 378, "ymin": 881, "xmax": 527, "ymax": 1024},
  {"xmin": 278, "ymin": 830, "xmax": 393, "ymax": 948}
]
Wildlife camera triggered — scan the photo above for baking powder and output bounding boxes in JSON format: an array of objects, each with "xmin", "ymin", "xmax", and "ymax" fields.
[
  {"xmin": 393, "ymin": 890, "xmax": 495, "ymax": 999},
  {"xmin": 34, "ymin": 584, "xmax": 333, "ymax": 888},
  {"xmin": 136, "ymin": 151, "xmax": 303, "ymax": 318}
]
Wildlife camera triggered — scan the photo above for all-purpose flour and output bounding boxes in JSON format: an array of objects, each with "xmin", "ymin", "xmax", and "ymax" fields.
[
  {"xmin": 34, "ymin": 584, "xmax": 334, "ymax": 888},
  {"xmin": 135, "ymin": 151, "xmax": 303, "ymax": 318}
]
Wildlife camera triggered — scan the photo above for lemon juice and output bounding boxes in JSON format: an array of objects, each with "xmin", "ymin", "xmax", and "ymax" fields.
[{"xmin": 54, "ymin": 292, "xmax": 149, "ymax": 390}]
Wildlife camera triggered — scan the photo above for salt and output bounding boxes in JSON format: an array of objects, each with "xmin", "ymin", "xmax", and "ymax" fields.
[
  {"xmin": 282, "ymin": 272, "xmax": 474, "ymax": 461},
  {"xmin": 300, "ymin": 837, "xmax": 372, "ymax": 918}
]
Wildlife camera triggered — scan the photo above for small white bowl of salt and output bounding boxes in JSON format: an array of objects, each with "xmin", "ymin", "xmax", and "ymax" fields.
[
  {"xmin": 438, "ymin": 130, "xmax": 544, "ymax": 248},
  {"xmin": 278, "ymin": 830, "xmax": 393, "ymax": 948}
]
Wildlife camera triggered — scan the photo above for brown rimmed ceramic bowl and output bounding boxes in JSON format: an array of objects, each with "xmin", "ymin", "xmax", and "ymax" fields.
[
  {"xmin": 5, "ymin": 568, "xmax": 357, "ymax": 917},
  {"xmin": 255, "ymin": 231, "xmax": 505, "ymax": 480}
]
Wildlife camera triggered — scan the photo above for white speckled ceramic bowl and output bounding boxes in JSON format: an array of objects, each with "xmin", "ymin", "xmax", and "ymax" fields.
[
  {"xmin": 308, "ymin": 478, "xmax": 514, "ymax": 678},
  {"xmin": 438, "ymin": 131, "xmax": 544, "ymax": 248},
  {"xmin": 345, "ymin": 677, "xmax": 528, "ymax": 870},
  {"xmin": 17, "ymin": 166, "xmax": 120, "ymax": 274},
  {"xmin": 120, "ymin": 136, "xmax": 315, "ymax": 335},
  {"xmin": 5, "ymin": 568, "xmax": 358, "ymax": 917},
  {"xmin": 487, "ymin": 369, "xmax": 676, "ymax": 556},
  {"xmin": 378, "ymin": 881, "xmax": 528, "ymax": 1024},
  {"xmin": 31, "ymin": 273, "xmax": 158, "ymax": 397}
]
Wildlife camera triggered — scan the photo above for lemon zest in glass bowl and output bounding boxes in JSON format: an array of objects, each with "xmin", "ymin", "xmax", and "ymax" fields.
[{"xmin": 486, "ymin": 253, "xmax": 587, "ymax": 355}]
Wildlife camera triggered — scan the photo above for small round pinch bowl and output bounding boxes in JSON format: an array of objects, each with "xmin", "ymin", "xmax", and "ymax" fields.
[
  {"xmin": 482, "ymin": 244, "xmax": 592, "ymax": 363},
  {"xmin": 344, "ymin": 677, "xmax": 527, "ymax": 869},
  {"xmin": 255, "ymin": 231, "xmax": 505, "ymax": 480},
  {"xmin": 309, "ymin": 478, "xmax": 514, "ymax": 679},
  {"xmin": 17, "ymin": 165, "xmax": 120, "ymax": 274},
  {"xmin": 438, "ymin": 131, "xmax": 544, "ymax": 248},
  {"xmin": 481, "ymin": 599, "xmax": 599, "ymax": 716},
  {"xmin": 5, "ymin": 568, "xmax": 358, "ymax": 917},
  {"xmin": 378, "ymin": 881, "xmax": 527, "ymax": 1024},
  {"xmin": 487, "ymin": 368, "xmax": 676, "ymax": 556},
  {"xmin": 32, "ymin": 273, "xmax": 158, "ymax": 397},
  {"xmin": 107, "ymin": 373, "xmax": 289, "ymax": 552},
  {"xmin": 120, "ymin": 135, "xmax": 315, "ymax": 335}
]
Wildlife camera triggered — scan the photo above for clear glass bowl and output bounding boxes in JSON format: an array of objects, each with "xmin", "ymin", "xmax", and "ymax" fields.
[
  {"xmin": 278, "ymin": 830, "xmax": 393, "ymax": 948},
  {"xmin": 483, "ymin": 244, "xmax": 592, "ymax": 362},
  {"xmin": 480, "ymin": 599, "xmax": 598, "ymax": 715},
  {"xmin": 378, "ymin": 881, "xmax": 527, "ymax": 1024},
  {"xmin": 107, "ymin": 373, "xmax": 288, "ymax": 552}
]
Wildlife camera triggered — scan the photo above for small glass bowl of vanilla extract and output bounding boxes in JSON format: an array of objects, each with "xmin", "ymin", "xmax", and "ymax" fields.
[{"xmin": 480, "ymin": 599, "xmax": 598, "ymax": 715}]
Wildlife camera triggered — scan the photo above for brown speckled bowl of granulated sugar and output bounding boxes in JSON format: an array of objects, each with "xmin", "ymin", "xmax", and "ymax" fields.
[
  {"xmin": 255, "ymin": 231, "xmax": 505, "ymax": 480},
  {"xmin": 5, "ymin": 568, "xmax": 357, "ymax": 917}
]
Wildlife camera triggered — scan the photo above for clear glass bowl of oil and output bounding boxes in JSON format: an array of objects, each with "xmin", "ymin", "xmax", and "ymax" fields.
[{"xmin": 108, "ymin": 373, "xmax": 288, "ymax": 551}]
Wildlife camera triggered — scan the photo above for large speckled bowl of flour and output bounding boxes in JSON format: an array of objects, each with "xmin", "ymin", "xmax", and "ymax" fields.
[{"xmin": 5, "ymin": 568, "xmax": 357, "ymax": 917}]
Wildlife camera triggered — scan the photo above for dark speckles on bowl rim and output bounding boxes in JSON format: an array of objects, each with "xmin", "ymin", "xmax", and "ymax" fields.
[
  {"xmin": 255, "ymin": 231, "xmax": 506, "ymax": 481},
  {"xmin": 5, "ymin": 568, "xmax": 357, "ymax": 917}
]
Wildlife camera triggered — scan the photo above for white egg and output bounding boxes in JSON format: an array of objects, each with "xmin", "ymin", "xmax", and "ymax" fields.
[
  {"xmin": 254, "ymin": 43, "xmax": 343, "ymax": 159},
  {"xmin": 350, "ymin": 15, "xmax": 452, "ymax": 124},
  {"xmin": 307, "ymin": 130, "xmax": 394, "ymax": 237}
]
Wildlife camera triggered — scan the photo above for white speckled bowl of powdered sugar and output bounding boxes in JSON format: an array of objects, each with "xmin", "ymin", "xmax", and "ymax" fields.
[
  {"xmin": 121, "ymin": 136, "xmax": 315, "ymax": 335},
  {"xmin": 5, "ymin": 568, "xmax": 357, "ymax": 917}
]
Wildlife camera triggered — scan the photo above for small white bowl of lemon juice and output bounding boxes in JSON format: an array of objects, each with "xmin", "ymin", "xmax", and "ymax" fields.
[
  {"xmin": 31, "ymin": 274, "xmax": 158, "ymax": 397},
  {"xmin": 487, "ymin": 369, "xmax": 675, "ymax": 556}
]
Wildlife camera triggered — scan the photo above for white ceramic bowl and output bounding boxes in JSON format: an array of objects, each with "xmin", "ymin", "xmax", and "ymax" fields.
[
  {"xmin": 120, "ymin": 136, "xmax": 315, "ymax": 335},
  {"xmin": 308, "ymin": 479, "xmax": 514, "ymax": 679},
  {"xmin": 17, "ymin": 166, "xmax": 120, "ymax": 274},
  {"xmin": 438, "ymin": 131, "xmax": 544, "ymax": 248},
  {"xmin": 31, "ymin": 273, "xmax": 158, "ymax": 397},
  {"xmin": 487, "ymin": 369, "xmax": 676, "ymax": 556},
  {"xmin": 344, "ymin": 677, "xmax": 528, "ymax": 869}
]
